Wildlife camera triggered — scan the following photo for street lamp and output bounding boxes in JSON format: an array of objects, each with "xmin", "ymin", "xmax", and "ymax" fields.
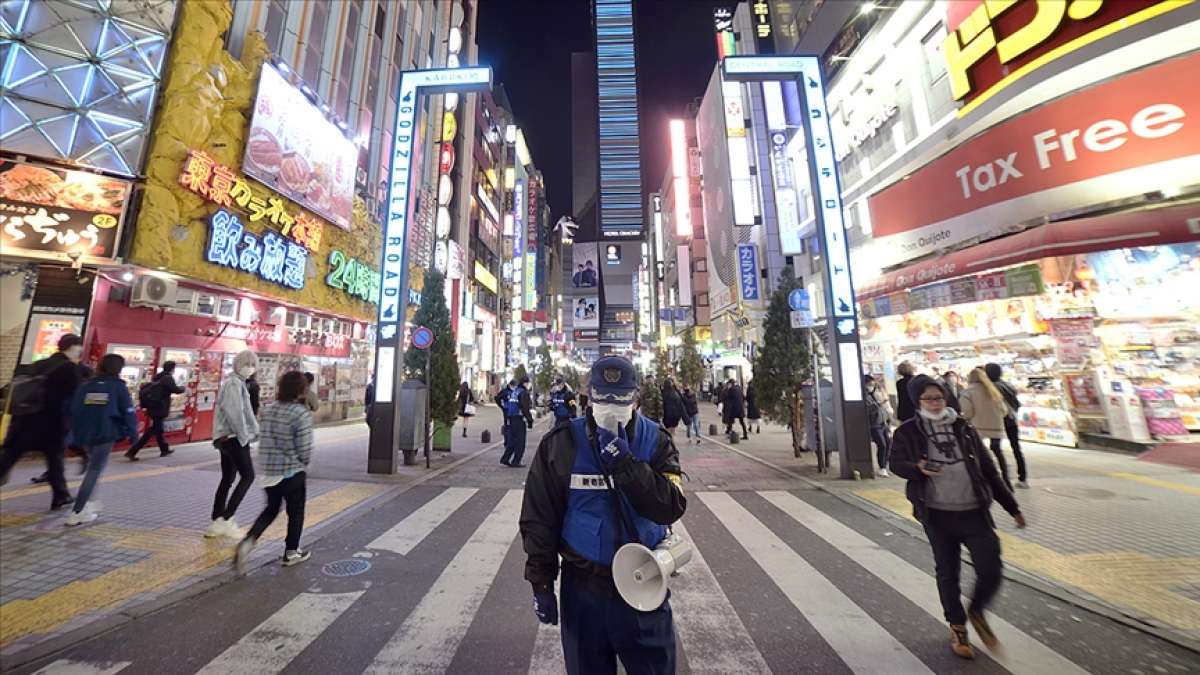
[
  {"xmin": 665, "ymin": 336, "xmax": 682, "ymax": 348},
  {"xmin": 527, "ymin": 336, "xmax": 544, "ymax": 348}
]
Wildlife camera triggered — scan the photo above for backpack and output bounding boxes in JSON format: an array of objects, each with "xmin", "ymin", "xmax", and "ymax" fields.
[
  {"xmin": 6, "ymin": 373, "xmax": 48, "ymax": 417},
  {"xmin": 138, "ymin": 380, "xmax": 163, "ymax": 411}
]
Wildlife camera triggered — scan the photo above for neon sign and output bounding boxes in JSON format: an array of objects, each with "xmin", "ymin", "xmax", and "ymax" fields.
[
  {"xmin": 326, "ymin": 250, "xmax": 380, "ymax": 303},
  {"xmin": 206, "ymin": 209, "xmax": 307, "ymax": 290}
]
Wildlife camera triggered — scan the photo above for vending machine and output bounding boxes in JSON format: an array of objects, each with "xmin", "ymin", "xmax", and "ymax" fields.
[
  {"xmin": 160, "ymin": 348, "xmax": 199, "ymax": 439},
  {"xmin": 192, "ymin": 351, "xmax": 225, "ymax": 440}
]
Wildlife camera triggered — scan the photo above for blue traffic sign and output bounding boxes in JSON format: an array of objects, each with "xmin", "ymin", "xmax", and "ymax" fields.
[
  {"xmin": 411, "ymin": 326, "xmax": 435, "ymax": 350},
  {"xmin": 789, "ymin": 288, "xmax": 810, "ymax": 312}
]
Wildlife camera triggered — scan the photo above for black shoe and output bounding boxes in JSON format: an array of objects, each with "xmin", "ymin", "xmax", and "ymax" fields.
[
  {"xmin": 510, "ymin": 463, "xmax": 525, "ymax": 468},
  {"xmin": 51, "ymin": 495, "xmax": 74, "ymax": 511},
  {"xmin": 742, "ymin": 434, "xmax": 749, "ymax": 440},
  {"xmin": 500, "ymin": 460, "xmax": 511, "ymax": 467},
  {"xmin": 160, "ymin": 449, "xmax": 174, "ymax": 457},
  {"xmin": 462, "ymin": 428, "xmax": 467, "ymax": 438},
  {"xmin": 30, "ymin": 472, "xmax": 49, "ymax": 484},
  {"xmin": 125, "ymin": 451, "xmax": 139, "ymax": 462}
]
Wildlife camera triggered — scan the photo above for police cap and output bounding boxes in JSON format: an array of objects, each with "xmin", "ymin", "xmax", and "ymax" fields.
[{"xmin": 588, "ymin": 356, "xmax": 638, "ymax": 404}]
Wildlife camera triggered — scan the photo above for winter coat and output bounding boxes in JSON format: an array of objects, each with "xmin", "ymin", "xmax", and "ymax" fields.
[
  {"xmin": 865, "ymin": 388, "xmax": 889, "ymax": 428},
  {"xmin": 257, "ymin": 401, "xmax": 313, "ymax": 483},
  {"xmin": 246, "ymin": 377, "xmax": 261, "ymax": 416},
  {"xmin": 895, "ymin": 375, "xmax": 916, "ymax": 422},
  {"xmin": 69, "ymin": 375, "xmax": 138, "ymax": 447},
  {"xmin": 5, "ymin": 353, "xmax": 81, "ymax": 450},
  {"xmin": 142, "ymin": 370, "xmax": 185, "ymax": 419},
  {"xmin": 889, "ymin": 414, "xmax": 1020, "ymax": 526},
  {"xmin": 746, "ymin": 384, "xmax": 761, "ymax": 420},
  {"xmin": 458, "ymin": 385, "xmax": 475, "ymax": 416},
  {"xmin": 722, "ymin": 385, "xmax": 745, "ymax": 422},
  {"xmin": 682, "ymin": 391, "xmax": 699, "ymax": 418},
  {"xmin": 214, "ymin": 373, "xmax": 259, "ymax": 447},
  {"xmin": 941, "ymin": 378, "xmax": 963, "ymax": 412},
  {"xmin": 661, "ymin": 385, "xmax": 687, "ymax": 428},
  {"xmin": 960, "ymin": 383, "xmax": 1009, "ymax": 438}
]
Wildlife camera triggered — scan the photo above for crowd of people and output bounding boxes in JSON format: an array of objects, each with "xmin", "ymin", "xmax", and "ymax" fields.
[{"xmin": 0, "ymin": 335, "xmax": 316, "ymax": 571}]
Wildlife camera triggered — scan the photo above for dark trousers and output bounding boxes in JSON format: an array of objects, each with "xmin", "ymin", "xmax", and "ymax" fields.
[
  {"xmin": 128, "ymin": 416, "xmax": 168, "ymax": 456},
  {"xmin": 987, "ymin": 437, "xmax": 1014, "ymax": 491},
  {"xmin": 0, "ymin": 418, "xmax": 70, "ymax": 502},
  {"xmin": 560, "ymin": 572, "xmax": 675, "ymax": 675},
  {"xmin": 1004, "ymin": 416, "xmax": 1027, "ymax": 482},
  {"xmin": 922, "ymin": 508, "xmax": 1003, "ymax": 626},
  {"xmin": 725, "ymin": 417, "xmax": 748, "ymax": 438},
  {"xmin": 212, "ymin": 438, "xmax": 255, "ymax": 521},
  {"xmin": 501, "ymin": 417, "xmax": 527, "ymax": 465},
  {"xmin": 247, "ymin": 472, "xmax": 306, "ymax": 550},
  {"xmin": 869, "ymin": 425, "xmax": 892, "ymax": 469}
]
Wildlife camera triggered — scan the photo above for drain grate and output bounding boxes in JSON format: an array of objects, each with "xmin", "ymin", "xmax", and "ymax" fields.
[{"xmin": 322, "ymin": 559, "xmax": 372, "ymax": 577}]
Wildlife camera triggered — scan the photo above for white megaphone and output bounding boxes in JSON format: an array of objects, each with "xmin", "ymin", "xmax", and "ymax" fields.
[{"xmin": 612, "ymin": 532, "xmax": 693, "ymax": 611}]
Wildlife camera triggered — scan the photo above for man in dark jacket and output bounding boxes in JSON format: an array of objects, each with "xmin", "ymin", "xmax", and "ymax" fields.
[
  {"xmin": 894, "ymin": 361, "xmax": 917, "ymax": 422},
  {"xmin": 721, "ymin": 379, "xmax": 748, "ymax": 440},
  {"xmin": 0, "ymin": 333, "xmax": 84, "ymax": 509},
  {"xmin": 126, "ymin": 361, "xmax": 185, "ymax": 460},
  {"xmin": 985, "ymin": 363, "xmax": 1028, "ymax": 488},
  {"xmin": 500, "ymin": 377, "xmax": 535, "ymax": 467},
  {"xmin": 660, "ymin": 378, "xmax": 687, "ymax": 434},
  {"xmin": 890, "ymin": 373, "xmax": 1024, "ymax": 660},
  {"xmin": 520, "ymin": 355, "xmax": 685, "ymax": 674}
]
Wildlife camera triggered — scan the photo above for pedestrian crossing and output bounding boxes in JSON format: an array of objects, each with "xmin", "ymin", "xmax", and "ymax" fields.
[{"xmin": 29, "ymin": 486, "xmax": 1106, "ymax": 675}]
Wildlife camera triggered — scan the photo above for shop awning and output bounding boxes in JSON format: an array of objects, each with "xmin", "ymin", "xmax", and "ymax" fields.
[{"xmin": 858, "ymin": 202, "xmax": 1200, "ymax": 300}]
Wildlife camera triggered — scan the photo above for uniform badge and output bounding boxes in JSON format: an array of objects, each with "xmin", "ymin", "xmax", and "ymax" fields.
[{"xmin": 603, "ymin": 368, "xmax": 622, "ymax": 384}]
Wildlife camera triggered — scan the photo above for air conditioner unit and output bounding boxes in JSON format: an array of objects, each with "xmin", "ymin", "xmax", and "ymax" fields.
[
  {"xmin": 131, "ymin": 275, "xmax": 177, "ymax": 308},
  {"xmin": 264, "ymin": 306, "xmax": 287, "ymax": 326}
]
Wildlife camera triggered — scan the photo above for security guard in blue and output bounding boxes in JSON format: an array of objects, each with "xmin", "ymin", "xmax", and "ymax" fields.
[
  {"xmin": 520, "ymin": 356, "xmax": 686, "ymax": 674},
  {"xmin": 549, "ymin": 378, "xmax": 577, "ymax": 426},
  {"xmin": 500, "ymin": 376, "xmax": 534, "ymax": 467}
]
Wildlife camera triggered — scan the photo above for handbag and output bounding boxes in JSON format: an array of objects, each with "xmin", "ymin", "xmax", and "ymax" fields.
[{"xmin": 464, "ymin": 403, "xmax": 477, "ymax": 416}]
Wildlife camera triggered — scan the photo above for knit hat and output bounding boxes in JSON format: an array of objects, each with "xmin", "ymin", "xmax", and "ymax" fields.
[
  {"xmin": 908, "ymin": 373, "xmax": 946, "ymax": 404},
  {"xmin": 984, "ymin": 363, "xmax": 1003, "ymax": 382}
]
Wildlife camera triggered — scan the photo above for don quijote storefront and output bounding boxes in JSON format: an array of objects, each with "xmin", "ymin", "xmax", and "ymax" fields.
[
  {"xmin": 80, "ymin": 7, "xmax": 382, "ymax": 447},
  {"xmin": 847, "ymin": 0, "xmax": 1200, "ymax": 452}
]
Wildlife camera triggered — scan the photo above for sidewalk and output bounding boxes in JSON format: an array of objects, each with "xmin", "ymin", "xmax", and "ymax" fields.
[
  {"xmin": 0, "ymin": 408, "xmax": 506, "ymax": 660},
  {"xmin": 692, "ymin": 403, "xmax": 1200, "ymax": 645}
]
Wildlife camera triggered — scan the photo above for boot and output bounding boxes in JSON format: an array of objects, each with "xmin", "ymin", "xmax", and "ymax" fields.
[
  {"xmin": 949, "ymin": 624, "xmax": 976, "ymax": 659},
  {"xmin": 462, "ymin": 427, "xmax": 467, "ymax": 438},
  {"xmin": 968, "ymin": 609, "xmax": 999, "ymax": 650}
]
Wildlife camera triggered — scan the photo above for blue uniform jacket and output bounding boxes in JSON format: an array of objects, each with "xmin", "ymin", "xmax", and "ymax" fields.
[{"xmin": 69, "ymin": 375, "xmax": 139, "ymax": 447}]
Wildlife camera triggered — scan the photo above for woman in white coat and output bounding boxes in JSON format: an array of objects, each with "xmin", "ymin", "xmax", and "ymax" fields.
[{"xmin": 959, "ymin": 367, "xmax": 1014, "ymax": 491}]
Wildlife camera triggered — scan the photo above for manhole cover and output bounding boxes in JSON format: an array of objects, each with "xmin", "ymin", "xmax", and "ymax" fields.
[{"xmin": 322, "ymin": 559, "xmax": 371, "ymax": 577}]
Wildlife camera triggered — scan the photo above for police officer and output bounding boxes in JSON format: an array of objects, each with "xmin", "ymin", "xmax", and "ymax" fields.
[
  {"xmin": 501, "ymin": 376, "xmax": 534, "ymax": 467},
  {"xmin": 548, "ymin": 377, "xmax": 577, "ymax": 426},
  {"xmin": 520, "ymin": 356, "xmax": 686, "ymax": 675}
]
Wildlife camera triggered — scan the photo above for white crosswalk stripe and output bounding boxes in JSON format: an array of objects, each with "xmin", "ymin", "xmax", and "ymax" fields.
[
  {"xmin": 366, "ymin": 487, "xmax": 477, "ymax": 555},
  {"xmin": 194, "ymin": 591, "xmax": 364, "ymax": 675},
  {"xmin": 698, "ymin": 491, "xmax": 934, "ymax": 675},
  {"xmin": 669, "ymin": 521, "xmax": 771, "ymax": 675},
  {"xmin": 759, "ymin": 491, "xmax": 1091, "ymax": 675},
  {"xmin": 32, "ymin": 660, "xmax": 130, "ymax": 675},
  {"xmin": 365, "ymin": 489, "xmax": 523, "ymax": 674}
]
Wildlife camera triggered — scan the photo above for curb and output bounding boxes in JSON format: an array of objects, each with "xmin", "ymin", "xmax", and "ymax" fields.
[
  {"xmin": 698, "ymin": 433, "xmax": 1200, "ymax": 656},
  {"xmin": 2, "ymin": 437, "xmax": 505, "ymax": 672}
]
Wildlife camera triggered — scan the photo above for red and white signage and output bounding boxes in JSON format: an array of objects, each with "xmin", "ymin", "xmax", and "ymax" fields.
[{"xmin": 867, "ymin": 53, "xmax": 1200, "ymax": 266}]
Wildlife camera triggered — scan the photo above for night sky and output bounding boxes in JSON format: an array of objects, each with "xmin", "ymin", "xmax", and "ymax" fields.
[{"xmin": 476, "ymin": 0, "xmax": 724, "ymax": 219}]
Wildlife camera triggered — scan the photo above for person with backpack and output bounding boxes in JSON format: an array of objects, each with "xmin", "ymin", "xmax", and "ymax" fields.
[
  {"xmin": 126, "ymin": 361, "xmax": 185, "ymax": 460},
  {"xmin": 65, "ymin": 354, "xmax": 138, "ymax": 526},
  {"xmin": 0, "ymin": 334, "xmax": 84, "ymax": 510},
  {"xmin": 233, "ymin": 370, "xmax": 313, "ymax": 573},
  {"xmin": 209, "ymin": 350, "xmax": 259, "ymax": 539},
  {"xmin": 865, "ymin": 374, "xmax": 894, "ymax": 476},
  {"xmin": 985, "ymin": 363, "xmax": 1028, "ymax": 489}
]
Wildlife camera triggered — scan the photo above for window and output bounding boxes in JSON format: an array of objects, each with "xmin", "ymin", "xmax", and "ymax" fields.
[
  {"xmin": 696, "ymin": 293, "xmax": 709, "ymax": 306},
  {"xmin": 335, "ymin": 0, "xmax": 362, "ymax": 118},
  {"xmin": 264, "ymin": 0, "xmax": 288, "ymax": 54},
  {"xmin": 365, "ymin": 4, "xmax": 386, "ymax": 109},
  {"xmin": 172, "ymin": 287, "xmax": 196, "ymax": 314},
  {"xmin": 302, "ymin": 0, "xmax": 331, "ymax": 89},
  {"xmin": 922, "ymin": 22, "xmax": 956, "ymax": 121},
  {"xmin": 695, "ymin": 258, "xmax": 707, "ymax": 272},
  {"xmin": 216, "ymin": 297, "xmax": 239, "ymax": 321},
  {"xmin": 195, "ymin": 293, "xmax": 216, "ymax": 317}
]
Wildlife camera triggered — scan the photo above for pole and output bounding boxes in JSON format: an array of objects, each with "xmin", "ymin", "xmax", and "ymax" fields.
[{"xmin": 424, "ymin": 346, "xmax": 432, "ymax": 469}]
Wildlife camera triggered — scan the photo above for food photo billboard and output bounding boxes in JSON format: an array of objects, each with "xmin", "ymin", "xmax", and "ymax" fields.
[
  {"xmin": 243, "ymin": 64, "xmax": 356, "ymax": 230},
  {"xmin": 0, "ymin": 159, "xmax": 130, "ymax": 261}
]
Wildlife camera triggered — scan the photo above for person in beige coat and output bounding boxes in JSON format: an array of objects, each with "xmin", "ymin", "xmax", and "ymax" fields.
[{"xmin": 959, "ymin": 368, "xmax": 1014, "ymax": 491}]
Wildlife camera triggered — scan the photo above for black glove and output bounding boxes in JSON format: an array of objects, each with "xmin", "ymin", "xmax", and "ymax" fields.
[
  {"xmin": 596, "ymin": 425, "xmax": 633, "ymax": 472},
  {"xmin": 526, "ymin": 418, "xmax": 535, "ymax": 429},
  {"xmin": 533, "ymin": 586, "xmax": 558, "ymax": 625}
]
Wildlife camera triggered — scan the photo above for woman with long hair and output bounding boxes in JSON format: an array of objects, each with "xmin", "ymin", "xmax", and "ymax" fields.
[
  {"xmin": 458, "ymin": 381, "xmax": 476, "ymax": 438},
  {"xmin": 959, "ymin": 367, "xmax": 1013, "ymax": 491}
]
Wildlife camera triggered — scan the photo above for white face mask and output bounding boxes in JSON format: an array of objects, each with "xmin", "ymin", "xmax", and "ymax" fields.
[
  {"xmin": 238, "ymin": 366, "xmax": 256, "ymax": 378},
  {"xmin": 64, "ymin": 345, "xmax": 83, "ymax": 362},
  {"xmin": 592, "ymin": 402, "xmax": 633, "ymax": 433},
  {"xmin": 919, "ymin": 407, "xmax": 958, "ymax": 423}
]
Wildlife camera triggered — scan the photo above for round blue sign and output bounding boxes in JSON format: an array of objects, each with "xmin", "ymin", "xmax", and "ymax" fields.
[
  {"xmin": 411, "ymin": 326, "xmax": 435, "ymax": 350},
  {"xmin": 788, "ymin": 288, "xmax": 810, "ymax": 312}
]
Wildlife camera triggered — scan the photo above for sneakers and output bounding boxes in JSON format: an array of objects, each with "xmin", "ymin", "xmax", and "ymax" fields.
[
  {"xmin": 968, "ymin": 609, "xmax": 999, "ymax": 650},
  {"xmin": 160, "ymin": 449, "xmax": 174, "ymax": 457},
  {"xmin": 878, "ymin": 468, "xmax": 890, "ymax": 477},
  {"xmin": 949, "ymin": 624, "xmax": 976, "ymax": 659},
  {"xmin": 205, "ymin": 518, "xmax": 243, "ymax": 539},
  {"xmin": 1017, "ymin": 480, "xmax": 1030, "ymax": 489},
  {"xmin": 65, "ymin": 503, "xmax": 98, "ymax": 527},
  {"xmin": 282, "ymin": 549, "xmax": 311, "ymax": 567},
  {"xmin": 233, "ymin": 537, "xmax": 256, "ymax": 576},
  {"xmin": 223, "ymin": 518, "xmax": 246, "ymax": 539}
]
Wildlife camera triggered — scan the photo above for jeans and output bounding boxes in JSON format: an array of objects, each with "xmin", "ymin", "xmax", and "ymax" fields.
[
  {"xmin": 560, "ymin": 571, "xmax": 675, "ymax": 675},
  {"xmin": 987, "ymin": 437, "xmax": 1014, "ymax": 491},
  {"xmin": 869, "ymin": 425, "xmax": 892, "ymax": 469},
  {"xmin": 501, "ymin": 418, "xmax": 528, "ymax": 465},
  {"xmin": 685, "ymin": 415, "xmax": 701, "ymax": 438},
  {"xmin": 1004, "ymin": 416, "xmax": 1027, "ymax": 482},
  {"xmin": 74, "ymin": 442, "xmax": 112, "ymax": 513},
  {"xmin": 0, "ymin": 417, "xmax": 70, "ymax": 503},
  {"xmin": 213, "ymin": 438, "xmax": 255, "ymax": 521},
  {"xmin": 128, "ymin": 416, "xmax": 168, "ymax": 456},
  {"xmin": 247, "ymin": 472, "xmax": 306, "ymax": 550},
  {"xmin": 922, "ymin": 508, "xmax": 1003, "ymax": 626}
]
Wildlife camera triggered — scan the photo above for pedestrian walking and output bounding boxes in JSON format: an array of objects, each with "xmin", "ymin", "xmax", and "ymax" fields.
[
  {"xmin": 458, "ymin": 381, "xmax": 476, "ymax": 438},
  {"xmin": 126, "ymin": 360, "xmax": 185, "ymax": 460},
  {"xmin": 0, "ymin": 333, "xmax": 83, "ymax": 510},
  {"xmin": 246, "ymin": 372, "xmax": 261, "ymax": 416},
  {"xmin": 209, "ymin": 350, "xmax": 259, "ymax": 539},
  {"xmin": 519, "ymin": 355, "xmax": 686, "ymax": 674},
  {"xmin": 364, "ymin": 377, "xmax": 375, "ymax": 427},
  {"xmin": 985, "ymin": 363, "xmax": 1028, "ymax": 489},
  {"xmin": 865, "ymin": 374, "xmax": 893, "ymax": 476},
  {"xmin": 960, "ymin": 367, "xmax": 1014, "ymax": 491},
  {"xmin": 500, "ymin": 376, "xmax": 534, "ymax": 467},
  {"xmin": 548, "ymin": 378, "xmax": 577, "ymax": 426},
  {"xmin": 722, "ymin": 379, "xmax": 749, "ymax": 440},
  {"xmin": 302, "ymin": 372, "xmax": 320, "ymax": 413},
  {"xmin": 234, "ymin": 371, "xmax": 313, "ymax": 574},
  {"xmin": 65, "ymin": 354, "xmax": 138, "ymax": 526},
  {"xmin": 746, "ymin": 380, "xmax": 762, "ymax": 434},
  {"xmin": 895, "ymin": 361, "xmax": 917, "ymax": 422},
  {"xmin": 661, "ymin": 378, "xmax": 687, "ymax": 435},
  {"xmin": 682, "ymin": 386, "xmax": 701, "ymax": 443},
  {"xmin": 889, "ymin": 374, "xmax": 1024, "ymax": 659},
  {"xmin": 941, "ymin": 371, "xmax": 964, "ymax": 413}
]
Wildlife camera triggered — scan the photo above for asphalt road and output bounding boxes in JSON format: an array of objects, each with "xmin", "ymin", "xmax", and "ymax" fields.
[{"xmin": 12, "ymin": 421, "xmax": 1200, "ymax": 675}]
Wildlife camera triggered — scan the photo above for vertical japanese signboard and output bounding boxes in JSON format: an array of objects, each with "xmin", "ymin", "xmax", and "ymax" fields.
[{"xmin": 737, "ymin": 243, "xmax": 760, "ymax": 302}]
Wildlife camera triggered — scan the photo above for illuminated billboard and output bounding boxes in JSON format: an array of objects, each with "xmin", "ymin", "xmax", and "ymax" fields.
[{"xmin": 669, "ymin": 120, "xmax": 693, "ymax": 238}]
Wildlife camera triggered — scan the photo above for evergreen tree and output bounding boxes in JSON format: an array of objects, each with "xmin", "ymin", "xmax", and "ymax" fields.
[
  {"xmin": 654, "ymin": 347, "xmax": 673, "ymax": 383},
  {"xmin": 533, "ymin": 344, "xmax": 554, "ymax": 394},
  {"xmin": 639, "ymin": 374, "xmax": 664, "ymax": 422},
  {"xmin": 404, "ymin": 270, "xmax": 460, "ymax": 427},
  {"xmin": 677, "ymin": 329, "xmax": 705, "ymax": 391},
  {"xmin": 513, "ymin": 363, "xmax": 529, "ymax": 383},
  {"xmin": 752, "ymin": 267, "xmax": 812, "ymax": 455}
]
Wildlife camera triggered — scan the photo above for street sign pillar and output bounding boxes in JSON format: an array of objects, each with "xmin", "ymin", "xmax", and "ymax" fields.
[
  {"xmin": 722, "ymin": 55, "xmax": 873, "ymax": 480},
  {"xmin": 369, "ymin": 67, "xmax": 492, "ymax": 474}
]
